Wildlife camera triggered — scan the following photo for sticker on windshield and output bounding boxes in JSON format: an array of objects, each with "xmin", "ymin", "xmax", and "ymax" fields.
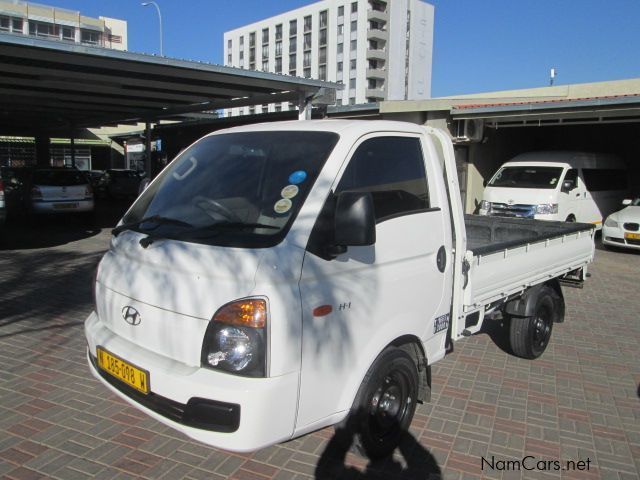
[
  {"xmin": 173, "ymin": 156, "xmax": 197, "ymax": 181},
  {"xmin": 274, "ymin": 198, "xmax": 292, "ymax": 214},
  {"xmin": 281, "ymin": 184, "xmax": 299, "ymax": 199},
  {"xmin": 288, "ymin": 170, "xmax": 307, "ymax": 184}
]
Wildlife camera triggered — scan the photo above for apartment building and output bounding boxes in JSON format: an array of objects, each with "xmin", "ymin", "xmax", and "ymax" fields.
[
  {"xmin": 224, "ymin": 0, "xmax": 434, "ymax": 116},
  {"xmin": 0, "ymin": 0, "xmax": 127, "ymax": 50}
]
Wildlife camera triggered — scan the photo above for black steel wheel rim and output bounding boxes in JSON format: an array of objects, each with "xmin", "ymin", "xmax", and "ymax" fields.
[
  {"xmin": 368, "ymin": 370, "xmax": 411, "ymax": 442},
  {"xmin": 533, "ymin": 305, "xmax": 552, "ymax": 348}
]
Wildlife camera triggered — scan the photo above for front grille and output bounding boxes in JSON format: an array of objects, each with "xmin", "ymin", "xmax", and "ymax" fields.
[
  {"xmin": 489, "ymin": 203, "xmax": 536, "ymax": 218},
  {"xmin": 624, "ymin": 223, "xmax": 639, "ymax": 232},
  {"xmin": 90, "ymin": 354, "xmax": 240, "ymax": 432},
  {"xmin": 628, "ymin": 238, "xmax": 640, "ymax": 246},
  {"xmin": 605, "ymin": 237, "xmax": 625, "ymax": 244}
]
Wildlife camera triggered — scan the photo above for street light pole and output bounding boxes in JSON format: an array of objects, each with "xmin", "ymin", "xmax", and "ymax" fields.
[{"xmin": 141, "ymin": 1, "xmax": 163, "ymax": 56}]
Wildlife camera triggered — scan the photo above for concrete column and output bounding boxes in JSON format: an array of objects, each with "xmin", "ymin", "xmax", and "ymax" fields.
[
  {"xmin": 35, "ymin": 135, "xmax": 50, "ymax": 167},
  {"xmin": 145, "ymin": 122, "xmax": 152, "ymax": 179}
]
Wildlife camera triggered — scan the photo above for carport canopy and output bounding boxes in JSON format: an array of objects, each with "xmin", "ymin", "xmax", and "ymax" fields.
[{"xmin": 0, "ymin": 33, "xmax": 341, "ymax": 136}]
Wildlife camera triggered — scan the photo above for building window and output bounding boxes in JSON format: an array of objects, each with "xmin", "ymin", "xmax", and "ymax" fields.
[
  {"xmin": 227, "ymin": 53, "xmax": 232, "ymax": 64},
  {"xmin": 338, "ymin": 24, "xmax": 344, "ymax": 35},
  {"xmin": 319, "ymin": 10, "xmax": 328, "ymax": 28},
  {"xmin": 249, "ymin": 32, "xmax": 255, "ymax": 47},
  {"xmin": 250, "ymin": 48, "xmax": 255, "ymax": 62},
  {"xmin": 369, "ymin": 39, "xmax": 378, "ymax": 50},
  {"xmin": 228, "ymin": 39, "xmax": 232, "ymax": 50},
  {"xmin": 262, "ymin": 59, "xmax": 269, "ymax": 71},
  {"xmin": 0, "ymin": 17, "xmax": 9, "ymax": 31},
  {"xmin": 303, "ymin": 51, "xmax": 311, "ymax": 68},
  {"xmin": 289, "ymin": 19, "xmax": 297, "ymax": 36},
  {"xmin": 304, "ymin": 32, "xmax": 311, "ymax": 50},
  {"xmin": 275, "ymin": 57, "xmax": 282, "ymax": 73},
  {"xmin": 349, "ymin": 97, "xmax": 356, "ymax": 105},
  {"xmin": 62, "ymin": 26, "xmax": 74, "ymax": 40},
  {"xmin": 262, "ymin": 45, "xmax": 269, "ymax": 58},
  {"xmin": 319, "ymin": 65, "xmax": 327, "ymax": 81},
  {"xmin": 351, "ymin": 2, "xmax": 358, "ymax": 13},
  {"xmin": 337, "ymin": 43, "xmax": 343, "ymax": 54},
  {"xmin": 319, "ymin": 28, "xmax": 327, "ymax": 45},
  {"xmin": 262, "ymin": 28, "xmax": 269, "ymax": 44},
  {"xmin": 368, "ymin": 78, "xmax": 377, "ymax": 89},
  {"xmin": 351, "ymin": 20, "xmax": 357, "ymax": 32},
  {"xmin": 80, "ymin": 29, "xmax": 101, "ymax": 45},
  {"xmin": 289, "ymin": 53, "xmax": 297, "ymax": 70},
  {"xmin": 30, "ymin": 21, "xmax": 57, "ymax": 38},
  {"xmin": 304, "ymin": 15, "xmax": 312, "ymax": 32},
  {"xmin": 338, "ymin": 5, "xmax": 344, "ymax": 17},
  {"xmin": 12, "ymin": 18, "xmax": 23, "ymax": 32},
  {"xmin": 350, "ymin": 59, "xmax": 356, "ymax": 70},
  {"xmin": 276, "ymin": 23, "xmax": 283, "ymax": 40},
  {"xmin": 289, "ymin": 37, "xmax": 297, "ymax": 53},
  {"xmin": 349, "ymin": 78, "xmax": 356, "ymax": 89},
  {"xmin": 337, "ymin": 61, "xmax": 343, "ymax": 72},
  {"xmin": 239, "ymin": 35, "xmax": 244, "ymax": 47},
  {"xmin": 275, "ymin": 104, "xmax": 282, "ymax": 112},
  {"xmin": 290, "ymin": 68, "xmax": 297, "ymax": 76},
  {"xmin": 304, "ymin": 67, "xmax": 311, "ymax": 78},
  {"xmin": 350, "ymin": 39, "xmax": 357, "ymax": 51},
  {"xmin": 275, "ymin": 40, "xmax": 282, "ymax": 56},
  {"xmin": 319, "ymin": 46, "xmax": 327, "ymax": 64},
  {"xmin": 239, "ymin": 50, "xmax": 244, "ymax": 62}
]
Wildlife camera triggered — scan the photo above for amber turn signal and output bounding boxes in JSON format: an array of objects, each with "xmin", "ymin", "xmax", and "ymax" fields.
[{"xmin": 213, "ymin": 299, "xmax": 267, "ymax": 328}]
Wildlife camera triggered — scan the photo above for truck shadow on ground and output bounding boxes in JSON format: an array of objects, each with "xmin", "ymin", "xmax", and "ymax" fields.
[
  {"xmin": 315, "ymin": 428, "xmax": 442, "ymax": 480},
  {"xmin": 478, "ymin": 316, "xmax": 513, "ymax": 356}
]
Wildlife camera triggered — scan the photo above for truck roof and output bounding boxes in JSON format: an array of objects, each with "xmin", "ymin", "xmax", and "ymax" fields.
[{"xmin": 205, "ymin": 119, "xmax": 427, "ymax": 137}]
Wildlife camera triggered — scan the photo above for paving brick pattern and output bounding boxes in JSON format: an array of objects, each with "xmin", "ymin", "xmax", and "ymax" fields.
[{"xmin": 0, "ymin": 216, "xmax": 638, "ymax": 480}]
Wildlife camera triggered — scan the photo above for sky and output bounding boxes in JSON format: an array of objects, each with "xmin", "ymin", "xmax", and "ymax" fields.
[{"xmin": 46, "ymin": 0, "xmax": 640, "ymax": 97}]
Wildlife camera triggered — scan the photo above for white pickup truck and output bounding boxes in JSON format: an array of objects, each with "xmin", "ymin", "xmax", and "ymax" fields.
[{"xmin": 85, "ymin": 120, "xmax": 594, "ymax": 459}]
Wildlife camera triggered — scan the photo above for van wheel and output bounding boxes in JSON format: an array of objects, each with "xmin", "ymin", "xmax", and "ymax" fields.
[
  {"xmin": 509, "ymin": 286, "xmax": 556, "ymax": 359},
  {"xmin": 343, "ymin": 347, "xmax": 419, "ymax": 459},
  {"xmin": 565, "ymin": 215, "xmax": 576, "ymax": 222}
]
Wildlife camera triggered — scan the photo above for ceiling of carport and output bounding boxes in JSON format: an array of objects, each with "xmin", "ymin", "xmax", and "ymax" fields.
[{"xmin": 0, "ymin": 34, "xmax": 339, "ymax": 136}]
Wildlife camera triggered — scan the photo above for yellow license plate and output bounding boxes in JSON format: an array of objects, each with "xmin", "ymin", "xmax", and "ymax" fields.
[
  {"xmin": 97, "ymin": 347, "xmax": 150, "ymax": 394},
  {"xmin": 624, "ymin": 232, "xmax": 640, "ymax": 240}
]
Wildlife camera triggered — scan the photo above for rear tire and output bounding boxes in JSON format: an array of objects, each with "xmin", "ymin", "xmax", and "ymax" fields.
[
  {"xmin": 509, "ymin": 286, "xmax": 557, "ymax": 359},
  {"xmin": 565, "ymin": 214, "xmax": 576, "ymax": 222},
  {"xmin": 343, "ymin": 347, "xmax": 419, "ymax": 459}
]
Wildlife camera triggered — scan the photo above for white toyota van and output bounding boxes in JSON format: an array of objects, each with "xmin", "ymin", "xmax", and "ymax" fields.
[{"xmin": 479, "ymin": 151, "xmax": 627, "ymax": 228}]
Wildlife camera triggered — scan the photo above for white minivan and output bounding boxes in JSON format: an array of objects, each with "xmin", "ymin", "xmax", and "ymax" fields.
[{"xmin": 479, "ymin": 151, "xmax": 627, "ymax": 228}]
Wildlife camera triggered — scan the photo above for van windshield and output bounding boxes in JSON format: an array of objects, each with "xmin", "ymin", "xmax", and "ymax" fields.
[
  {"xmin": 122, "ymin": 131, "xmax": 339, "ymax": 248},
  {"xmin": 488, "ymin": 166, "xmax": 564, "ymax": 189}
]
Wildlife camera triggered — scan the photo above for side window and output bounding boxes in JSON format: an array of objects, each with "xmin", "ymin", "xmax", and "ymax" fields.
[
  {"xmin": 336, "ymin": 136, "xmax": 430, "ymax": 222},
  {"xmin": 564, "ymin": 168, "xmax": 578, "ymax": 187}
]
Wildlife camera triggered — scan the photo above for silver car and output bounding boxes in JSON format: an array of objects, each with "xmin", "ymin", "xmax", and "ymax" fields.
[{"xmin": 30, "ymin": 169, "xmax": 94, "ymax": 214}]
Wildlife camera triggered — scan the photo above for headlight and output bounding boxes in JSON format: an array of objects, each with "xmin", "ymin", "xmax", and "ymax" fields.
[
  {"xmin": 201, "ymin": 298, "xmax": 268, "ymax": 377},
  {"xmin": 535, "ymin": 204, "xmax": 559, "ymax": 215},
  {"xmin": 479, "ymin": 200, "xmax": 491, "ymax": 215},
  {"xmin": 604, "ymin": 216, "xmax": 618, "ymax": 228}
]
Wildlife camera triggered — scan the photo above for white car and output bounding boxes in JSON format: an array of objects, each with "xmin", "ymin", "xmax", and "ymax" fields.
[
  {"xmin": 30, "ymin": 168, "xmax": 94, "ymax": 215},
  {"xmin": 602, "ymin": 197, "xmax": 640, "ymax": 250}
]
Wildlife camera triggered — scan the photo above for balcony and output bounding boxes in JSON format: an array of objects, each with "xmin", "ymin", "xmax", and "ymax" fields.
[
  {"xmin": 367, "ymin": 9, "xmax": 388, "ymax": 23},
  {"xmin": 367, "ymin": 28, "xmax": 388, "ymax": 42},
  {"xmin": 366, "ymin": 67, "xmax": 386, "ymax": 80},
  {"xmin": 366, "ymin": 87, "xmax": 385, "ymax": 100},
  {"xmin": 366, "ymin": 48, "xmax": 386, "ymax": 61}
]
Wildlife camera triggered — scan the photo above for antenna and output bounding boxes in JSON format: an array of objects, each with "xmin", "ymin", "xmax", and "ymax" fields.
[{"xmin": 550, "ymin": 67, "xmax": 557, "ymax": 86}]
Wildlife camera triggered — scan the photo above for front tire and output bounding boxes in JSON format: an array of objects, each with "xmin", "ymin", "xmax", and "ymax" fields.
[
  {"xmin": 344, "ymin": 347, "xmax": 419, "ymax": 459},
  {"xmin": 509, "ymin": 286, "xmax": 557, "ymax": 359}
]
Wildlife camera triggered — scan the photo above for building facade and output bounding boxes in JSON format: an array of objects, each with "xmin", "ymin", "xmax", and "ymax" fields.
[
  {"xmin": 223, "ymin": 0, "xmax": 433, "ymax": 115},
  {"xmin": 0, "ymin": 0, "xmax": 127, "ymax": 50}
]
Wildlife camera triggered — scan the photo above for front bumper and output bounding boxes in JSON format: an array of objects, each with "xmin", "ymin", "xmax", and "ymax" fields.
[
  {"xmin": 32, "ymin": 199, "xmax": 94, "ymax": 214},
  {"xmin": 84, "ymin": 311, "xmax": 298, "ymax": 452},
  {"xmin": 602, "ymin": 225, "xmax": 640, "ymax": 250}
]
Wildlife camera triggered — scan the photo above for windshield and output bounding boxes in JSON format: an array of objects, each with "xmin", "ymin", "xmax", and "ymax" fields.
[
  {"xmin": 488, "ymin": 166, "xmax": 564, "ymax": 189},
  {"xmin": 123, "ymin": 131, "xmax": 339, "ymax": 248},
  {"xmin": 631, "ymin": 197, "xmax": 640, "ymax": 206},
  {"xmin": 33, "ymin": 170, "xmax": 88, "ymax": 186}
]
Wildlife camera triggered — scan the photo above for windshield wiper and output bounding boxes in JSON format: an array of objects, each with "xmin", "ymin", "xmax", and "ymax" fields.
[
  {"xmin": 112, "ymin": 215, "xmax": 193, "ymax": 237},
  {"xmin": 138, "ymin": 221, "xmax": 279, "ymax": 248}
]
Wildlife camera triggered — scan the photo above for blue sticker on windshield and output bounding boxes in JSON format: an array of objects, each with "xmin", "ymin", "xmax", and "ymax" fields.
[{"xmin": 289, "ymin": 170, "xmax": 307, "ymax": 184}]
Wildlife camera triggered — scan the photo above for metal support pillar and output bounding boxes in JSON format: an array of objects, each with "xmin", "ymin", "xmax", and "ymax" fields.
[
  {"xmin": 145, "ymin": 121, "xmax": 152, "ymax": 179},
  {"xmin": 70, "ymin": 136, "xmax": 76, "ymax": 168},
  {"xmin": 35, "ymin": 135, "xmax": 50, "ymax": 167}
]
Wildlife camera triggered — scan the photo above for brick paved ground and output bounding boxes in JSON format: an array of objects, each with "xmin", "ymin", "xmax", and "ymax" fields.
[{"xmin": 0, "ymin": 208, "xmax": 638, "ymax": 480}]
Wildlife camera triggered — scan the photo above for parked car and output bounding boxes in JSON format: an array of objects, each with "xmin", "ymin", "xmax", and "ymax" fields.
[
  {"xmin": 602, "ymin": 196, "xmax": 640, "ymax": 250},
  {"xmin": 30, "ymin": 168, "xmax": 94, "ymax": 215},
  {"xmin": 479, "ymin": 151, "xmax": 628, "ymax": 228},
  {"xmin": 85, "ymin": 120, "xmax": 595, "ymax": 459},
  {"xmin": 0, "ymin": 166, "xmax": 33, "ymax": 219},
  {"xmin": 98, "ymin": 169, "xmax": 143, "ymax": 199}
]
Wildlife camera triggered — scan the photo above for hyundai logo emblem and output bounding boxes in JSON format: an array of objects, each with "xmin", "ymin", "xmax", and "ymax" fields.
[{"xmin": 122, "ymin": 306, "xmax": 141, "ymax": 326}]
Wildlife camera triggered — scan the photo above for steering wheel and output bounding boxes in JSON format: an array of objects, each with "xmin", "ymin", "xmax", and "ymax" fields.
[{"xmin": 193, "ymin": 196, "xmax": 243, "ymax": 223}]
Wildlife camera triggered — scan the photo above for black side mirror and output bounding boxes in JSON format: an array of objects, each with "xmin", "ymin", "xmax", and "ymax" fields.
[
  {"xmin": 327, "ymin": 191, "xmax": 376, "ymax": 257},
  {"xmin": 561, "ymin": 180, "xmax": 575, "ymax": 193},
  {"xmin": 483, "ymin": 180, "xmax": 488, "ymax": 188}
]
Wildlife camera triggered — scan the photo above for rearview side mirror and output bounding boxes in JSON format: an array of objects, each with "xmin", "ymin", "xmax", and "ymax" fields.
[
  {"xmin": 328, "ymin": 191, "xmax": 376, "ymax": 257},
  {"xmin": 622, "ymin": 199, "xmax": 632, "ymax": 206},
  {"xmin": 561, "ymin": 180, "xmax": 575, "ymax": 193}
]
